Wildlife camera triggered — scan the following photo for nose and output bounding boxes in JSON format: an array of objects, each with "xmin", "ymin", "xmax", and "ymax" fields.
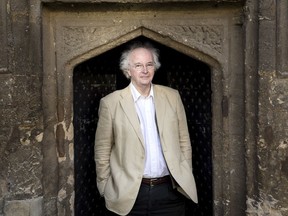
[{"xmin": 142, "ymin": 66, "xmax": 149, "ymax": 73}]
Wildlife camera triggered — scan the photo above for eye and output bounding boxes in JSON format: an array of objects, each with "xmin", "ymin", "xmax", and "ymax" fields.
[
  {"xmin": 134, "ymin": 64, "xmax": 143, "ymax": 70},
  {"xmin": 146, "ymin": 63, "xmax": 155, "ymax": 69}
]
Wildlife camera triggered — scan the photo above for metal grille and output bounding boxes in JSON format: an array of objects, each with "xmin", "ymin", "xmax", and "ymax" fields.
[{"xmin": 73, "ymin": 38, "xmax": 212, "ymax": 216}]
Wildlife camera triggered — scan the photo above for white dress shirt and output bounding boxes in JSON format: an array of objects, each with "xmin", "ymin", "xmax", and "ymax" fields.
[{"xmin": 130, "ymin": 83, "xmax": 170, "ymax": 178}]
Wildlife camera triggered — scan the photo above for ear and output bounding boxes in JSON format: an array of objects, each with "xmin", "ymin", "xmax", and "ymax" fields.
[{"xmin": 126, "ymin": 69, "xmax": 131, "ymax": 77}]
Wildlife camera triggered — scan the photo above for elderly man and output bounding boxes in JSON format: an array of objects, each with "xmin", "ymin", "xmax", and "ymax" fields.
[{"xmin": 95, "ymin": 41, "xmax": 198, "ymax": 216}]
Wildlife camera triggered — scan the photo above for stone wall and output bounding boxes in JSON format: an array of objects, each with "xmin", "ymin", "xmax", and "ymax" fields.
[
  {"xmin": 0, "ymin": 0, "xmax": 287, "ymax": 216},
  {"xmin": 0, "ymin": 0, "xmax": 43, "ymax": 215},
  {"xmin": 251, "ymin": 0, "xmax": 288, "ymax": 214}
]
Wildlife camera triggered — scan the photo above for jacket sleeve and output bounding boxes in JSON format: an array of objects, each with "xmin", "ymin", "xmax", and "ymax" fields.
[
  {"xmin": 94, "ymin": 98, "xmax": 114, "ymax": 196},
  {"xmin": 176, "ymin": 91, "xmax": 193, "ymax": 169}
]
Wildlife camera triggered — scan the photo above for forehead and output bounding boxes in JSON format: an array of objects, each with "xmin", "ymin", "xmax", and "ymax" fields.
[{"xmin": 129, "ymin": 48, "xmax": 153, "ymax": 63}]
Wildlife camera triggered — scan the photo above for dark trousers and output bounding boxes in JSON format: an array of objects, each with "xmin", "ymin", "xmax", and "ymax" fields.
[{"xmin": 107, "ymin": 181, "xmax": 186, "ymax": 216}]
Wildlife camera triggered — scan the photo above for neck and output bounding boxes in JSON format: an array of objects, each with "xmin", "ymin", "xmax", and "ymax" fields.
[{"xmin": 133, "ymin": 83, "xmax": 151, "ymax": 97}]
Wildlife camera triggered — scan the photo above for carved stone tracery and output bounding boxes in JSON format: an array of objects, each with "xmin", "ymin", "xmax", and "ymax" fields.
[
  {"xmin": 61, "ymin": 23, "xmax": 224, "ymax": 58},
  {"xmin": 149, "ymin": 24, "xmax": 224, "ymax": 53}
]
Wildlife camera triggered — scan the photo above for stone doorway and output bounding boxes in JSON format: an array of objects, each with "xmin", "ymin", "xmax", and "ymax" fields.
[
  {"xmin": 73, "ymin": 37, "xmax": 212, "ymax": 215},
  {"xmin": 42, "ymin": 3, "xmax": 245, "ymax": 215}
]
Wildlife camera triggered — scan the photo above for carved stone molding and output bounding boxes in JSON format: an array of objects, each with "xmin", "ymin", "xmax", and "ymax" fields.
[
  {"xmin": 61, "ymin": 24, "xmax": 224, "ymax": 54},
  {"xmin": 59, "ymin": 21, "xmax": 225, "ymax": 62},
  {"xmin": 145, "ymin": 24, "xmax": 224, "ymax": 54},
  {"xmin": 62, "ymin": 25, "xmax": 125, "ymax": 54}
]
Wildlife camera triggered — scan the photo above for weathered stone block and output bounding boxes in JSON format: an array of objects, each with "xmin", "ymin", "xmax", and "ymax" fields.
[
  {"xmin": 4, "ymin": 197, "xmax": 43, "ymax": 216},
  {"xmin": 0, "ymin": 74, "xmax": 13, "ymax": 106}
]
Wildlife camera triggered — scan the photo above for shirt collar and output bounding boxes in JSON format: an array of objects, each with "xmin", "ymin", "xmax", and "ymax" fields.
[{"xmin": 130, "ymin": 82, "xmax": 154, "ymax": 102}]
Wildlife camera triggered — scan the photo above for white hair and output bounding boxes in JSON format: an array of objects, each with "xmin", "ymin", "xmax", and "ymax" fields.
[{"xmin": 119, "ymin": 41, "xmax": 161, "ymax": 79}]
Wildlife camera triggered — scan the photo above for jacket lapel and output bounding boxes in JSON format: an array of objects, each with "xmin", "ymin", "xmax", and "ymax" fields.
[
  {"xmin": 154, "ymin": 85, "xmax": 166, "ymax": 135},
  {"xmin": 119, "ymin": 87, "xmax": 144, "ymax": 146}
]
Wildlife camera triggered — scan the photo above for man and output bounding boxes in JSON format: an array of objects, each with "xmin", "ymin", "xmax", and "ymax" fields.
[{"xmin": 94, "ymin": 41, "xmax": 198, "ymax": 216}]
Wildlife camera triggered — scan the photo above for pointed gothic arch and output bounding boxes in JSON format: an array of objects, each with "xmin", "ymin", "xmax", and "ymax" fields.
[{"xmin": 42, "ymin": 4, "xmax": 246, "ymax": 215}]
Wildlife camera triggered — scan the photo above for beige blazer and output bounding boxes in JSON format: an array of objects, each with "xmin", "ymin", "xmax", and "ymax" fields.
[{"xmin": 94, "ymin": 84, "xmax": 198, "ymax": 215}]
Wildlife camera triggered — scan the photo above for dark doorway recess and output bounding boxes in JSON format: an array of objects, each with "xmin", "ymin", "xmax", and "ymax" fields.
[{"xmin": 73, "ymin": 37, "xmax": 212, "ymax": 216}]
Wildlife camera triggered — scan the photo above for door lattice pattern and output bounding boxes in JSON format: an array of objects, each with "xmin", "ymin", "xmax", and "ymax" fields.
[{"xmin": 74, "ymin": 38, "xmax": 212, "ymax": 216}]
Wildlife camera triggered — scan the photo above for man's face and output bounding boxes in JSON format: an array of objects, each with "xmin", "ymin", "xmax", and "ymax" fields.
[{"xmin": 127, "ymin": 48, "xmax": 155, "ymax": 90}]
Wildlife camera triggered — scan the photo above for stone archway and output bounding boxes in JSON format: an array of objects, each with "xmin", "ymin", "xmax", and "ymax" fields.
[
  {"xmin": 42, "ymin": 3, "xmax": 245, "ymax": 215},
  {"xmin": 73, "ymin": 36, "xmax": 212, "ymax": 215}
]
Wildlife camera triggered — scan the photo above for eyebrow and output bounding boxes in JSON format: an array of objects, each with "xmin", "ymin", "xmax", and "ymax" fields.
[{"xmin": 134, "ymin": 61, "xmax": 154, "ymax": 65}]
